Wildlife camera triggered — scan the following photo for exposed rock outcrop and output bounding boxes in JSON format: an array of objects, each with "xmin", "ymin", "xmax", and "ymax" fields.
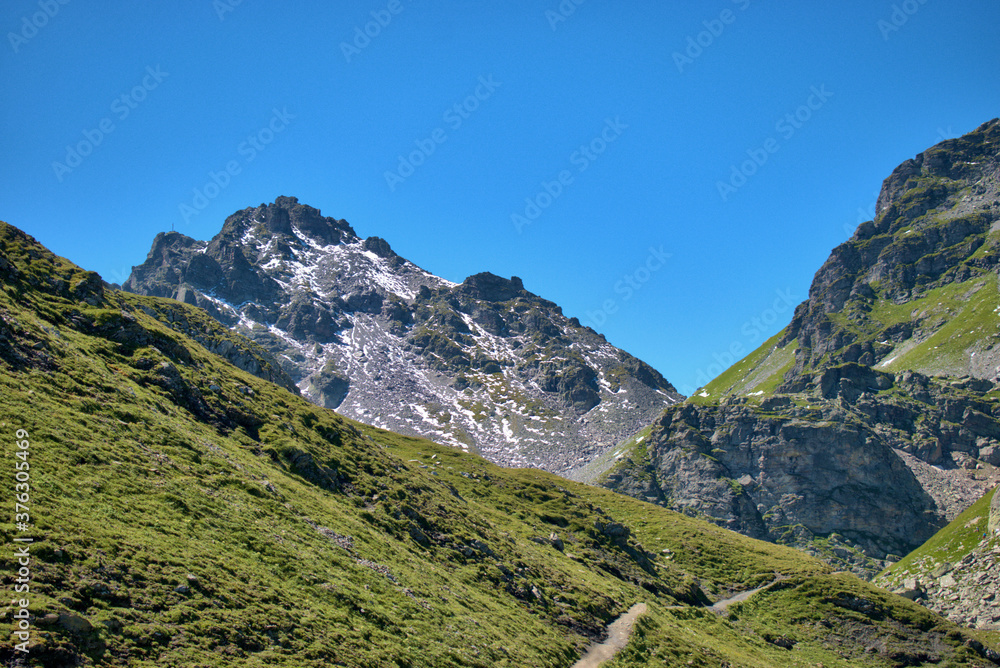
[{"xmin": 915, "ymin": 543, "xmax": 1000, "ymax": 630}]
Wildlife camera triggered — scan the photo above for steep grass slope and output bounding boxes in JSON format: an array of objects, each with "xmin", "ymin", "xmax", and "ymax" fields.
[
  {"xmin": 875, "ymin": 487, "xmax": 1000, "ymax": 630},
  {"xmin": 1, "ymin": 220, "xmax": 998, "ymax": 667}
]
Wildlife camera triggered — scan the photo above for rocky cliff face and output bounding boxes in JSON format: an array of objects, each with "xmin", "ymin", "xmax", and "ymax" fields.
[
  {"xmin": 124, "ymin": 196, "xmax": 681, "ymax": 475},
  {"xmin": 605, "ymin": 369, "xmax": 1000, "ymax": 576},
  {"xmin": 602, "ymin": 119, "xmax": 1000, "ymax": 577}
]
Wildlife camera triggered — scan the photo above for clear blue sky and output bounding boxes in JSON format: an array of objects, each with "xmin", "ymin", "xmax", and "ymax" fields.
[{"xmin": 3, "ymin": 1, "xmax": 999, "ymax": 395}]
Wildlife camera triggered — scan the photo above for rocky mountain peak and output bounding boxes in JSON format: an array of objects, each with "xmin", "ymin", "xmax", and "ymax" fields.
[
  {"xmin": 458, "ymin": 272, "xmax": 527, "ymax": 302},
  {"xmin": 780, "ymin": 118, "xmax": 1000, "ymax": 384},
  {"xmin": 601, "ymin": 120, "xmax": 1000, "ymax": 578},
  {"xmin": 125, "ymin": 199, "xmax": 682, "ymax": 475},
  {"xmin": 361, "ymin": 235, "xmax": 396, "ymax": 259},
  {"xmin": 216, "ymin": 196, "xmax": 358, "ymax": 248},
  {"xmin": 876, "ymin": 118, "xmax": 1000, "ymax": 217}
]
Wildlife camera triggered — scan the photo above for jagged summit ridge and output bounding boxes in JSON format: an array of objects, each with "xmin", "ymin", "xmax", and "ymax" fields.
[
  {"xmin": 125, "ymin": 196, "xmax": 682, "ymax": 475},
  {"xmin": 876, "ymin": 118, "xmax": 1000, "ymax": 216}
]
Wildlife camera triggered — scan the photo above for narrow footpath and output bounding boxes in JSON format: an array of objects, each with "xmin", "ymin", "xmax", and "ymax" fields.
[
  {"xmin": 708, "ymin": 575, "xmax": 790, "ymax": 615},
  {"xmin": 568, "ymin": 576, "xmax": 788, "ymax": 666},
  {"xmin": 570, "ymin": 602, "xmax": 648, "ymax": 668}
]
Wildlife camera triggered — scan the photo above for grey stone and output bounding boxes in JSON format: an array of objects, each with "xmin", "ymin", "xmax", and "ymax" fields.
[
  {"xmin": 57, "ymin": 612, "xmax": 94, "ymax": 634},
  {"xmin": 930, "ymin": 562, "xmax": 953, "ymax": 578}
]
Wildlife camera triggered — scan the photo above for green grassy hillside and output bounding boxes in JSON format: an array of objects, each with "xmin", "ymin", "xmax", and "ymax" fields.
[
  {"xmin": 689, "ymin": 331, "xmax": 798, "ymax": 404},
  {"xmin": 1, "ymin": 220, "xmax": 998, "ymax": 667},
  {"xmin": 689, "ymin": 268, "xmax": 1000, "ymax": 407},
  {"xmin": 876, "ymin": 487, "xmax": 997, "ymax": 588}
]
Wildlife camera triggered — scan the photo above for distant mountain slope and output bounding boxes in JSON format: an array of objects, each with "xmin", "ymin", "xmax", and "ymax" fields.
[
  {"xmin": 602, "ymin": 119, "xmax": 1000, "ymax": 577},
  {"xmin": 2, "ymin": 219, "xmax": 999, "ymax": 667},
  {"xmin": 123, "ymin": 197, "xmax": 681, "ymax": 476}
]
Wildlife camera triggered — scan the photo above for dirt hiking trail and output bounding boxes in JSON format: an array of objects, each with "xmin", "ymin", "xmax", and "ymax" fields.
[{"xmin": 570, "ymin": 602, "xmax": 647, "ymax": 668}]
